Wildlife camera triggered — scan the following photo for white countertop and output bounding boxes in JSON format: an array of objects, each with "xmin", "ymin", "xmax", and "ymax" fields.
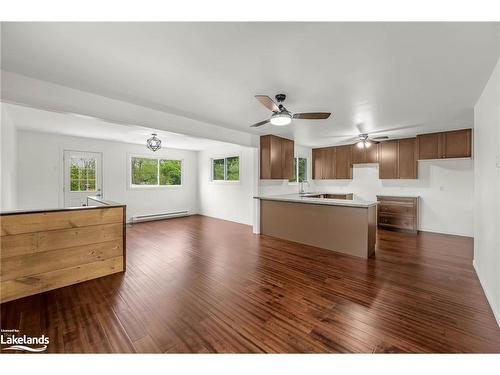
[{"xmin": 254, "ymin": 193, "xmax": 377, "ymax": 208}]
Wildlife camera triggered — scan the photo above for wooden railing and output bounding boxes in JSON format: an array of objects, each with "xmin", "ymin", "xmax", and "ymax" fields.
[{"xmin": 0, "ymin": 201, "xmax": 126, "ymax": 303}]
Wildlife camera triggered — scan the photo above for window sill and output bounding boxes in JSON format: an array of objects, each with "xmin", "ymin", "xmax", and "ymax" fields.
[
  {"xmin": 128, "ymin": 185, "xmax": 184, "ymax": 191},
  {"xmin": 209, "ymin": 180, "xmax": 241, "ymax": 185}
]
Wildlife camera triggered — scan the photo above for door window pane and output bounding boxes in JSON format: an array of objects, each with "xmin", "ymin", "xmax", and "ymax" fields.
[{"xmin": 70, "ymin": 157, "xmax": 97, "ymax": 192}]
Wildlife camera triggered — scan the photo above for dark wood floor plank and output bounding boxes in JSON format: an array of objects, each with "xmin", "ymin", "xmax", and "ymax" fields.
[{"xmin": 1, "ymin": 215, "xmax": 499, "ymax": 353}]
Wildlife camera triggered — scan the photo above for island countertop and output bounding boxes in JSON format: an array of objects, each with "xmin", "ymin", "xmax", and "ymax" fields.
[{"xmin": 254, "ymin": 193, "xmax": 377, "ymax": 208}]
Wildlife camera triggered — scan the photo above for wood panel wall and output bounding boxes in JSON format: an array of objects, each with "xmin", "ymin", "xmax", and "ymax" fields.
[{"xmin": 0, "ymin": 206, "xmax": 126, "ymax": 303}]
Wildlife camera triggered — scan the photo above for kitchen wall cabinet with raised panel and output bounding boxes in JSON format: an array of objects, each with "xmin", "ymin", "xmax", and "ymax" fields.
[
  {"xmin": 417, "ymin": 129, "xmax": 472, "ymax": 160},
  {"xmin": 260, "ymin": 135, "xmax": 294, "ymax": 180},
  {"xmin": 379, "ymin": 138, "xmax": 417, "ymax": 179},
  {"xmin": 312, "ymin": 148, "xmax": 333, "ymax": 179},
  {"xmin": 312, "ymin": 145, "xmax": 352, "ymax": 180},
  {"xmin": 351, "ymin": 143, "xmax": 379, "ymax": 164},
  {"xmin": 334, "ymin": 145, "xmax": 352, "ymax": 179},
  {"xmin": 397, "ymin": 138, "xmax": 418, "ymax": 179}
]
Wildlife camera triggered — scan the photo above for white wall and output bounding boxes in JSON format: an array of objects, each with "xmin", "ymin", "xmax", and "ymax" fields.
[
  {"xmin": 0, "ymin": 104, "xmax": 18, "ymax": 210},
  {"xmin": 473, "ymin": 55, "xmax": 500, "ymax": 326},
  {"xmin": 197, "ymin": 145, "xmax": 256, "ymax": 225},
  {"xmin": 16, "ymin": 130, "xmax": 199, "ymax": 222}
]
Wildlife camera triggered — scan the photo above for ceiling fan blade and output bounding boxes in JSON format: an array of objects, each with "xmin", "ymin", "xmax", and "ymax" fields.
[
  {"xmin": 293, "ymin": 112, "xmax": 331, "ymax": 120},
  {"xmin": 250, "ymin": 119, "xmax": 270, "ymax": 128},
  {"xmin": 371, "ymin": 136, "xmax": 389, "ymax": 140},
  {"xmin": 255, "ymin": 95, "xmax": 279, "ymax": 112}
]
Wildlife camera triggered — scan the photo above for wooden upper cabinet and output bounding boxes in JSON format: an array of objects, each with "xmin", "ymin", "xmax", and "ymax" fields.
[
  {"xmin": 270, "ymin": 135, "xmax": 283, "ymax": 179},
  {"xmin": 441, "ymin": 129, "xmax": 472, "ymax": 158},
  {"xmin": 312, "ymin": 148, "xmax": 322, "ymax": 179},
  {"xmin": 397, "ymin": 138, "xmax": 418, "ymax": 179},
  {"xmin": 365, "ymin": 143, "xmax": 379, "ymax": 163},
  {"xmin": 312, "ymin": 147, "xmax": 334, "ymax": 179},
  {"xmin": 324, "ymin": 147, "xmax": 335, "ymax": 179},
  {"xmin": 351, "ymin": 144, "xmax": 365, "ymax": 164},
  {"xmin": 379, "ymin": 138, "xmax": 417, "ymax": 179},
  {"xmin": 379, "ymin": 140, "xmax": 398, "ymax": 179},
  {"xmin": 351, "ymin": 143, "xmax": 379, "ymax": 164},
  {"xmin": 281, "ymin": 137, "xmax": 295, "ymax": 180},
  {"xmin": 312, "ymin": 146, "xmax": 351, "ymax": 179},
  {"xmin": 260, "ymin": 135, "xmax": 294, "ymax": 179},
  {"xmin": 334, "ymin": 145, "xmax": 352, "ymax": 179},
  {"xmin": 416, "ymin": 132, "xmax": 440, "ymax": 160},
  {"xmin": 417, "ymin": 129, "xmax": 472, "ymax": 160}
]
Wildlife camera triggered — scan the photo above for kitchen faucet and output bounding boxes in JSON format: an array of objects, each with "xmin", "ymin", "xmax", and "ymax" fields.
[{"xmin": 299, "ymin": 180, "xmax": 310, "ymax": 195}]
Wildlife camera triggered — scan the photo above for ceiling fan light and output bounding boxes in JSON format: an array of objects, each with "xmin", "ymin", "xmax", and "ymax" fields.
[
  {"xmin": 270, "ymin": 112, "xmax": 292, "ymax": 126},
  {"xmin": 365, "ymin": 141, "xmax": 372, "ymax": 148},
  {"xmin": 356, "ymin": 141, "xmax": 365, "ymax": 149}
]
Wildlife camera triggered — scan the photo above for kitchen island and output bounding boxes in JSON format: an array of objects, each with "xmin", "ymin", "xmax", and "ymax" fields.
[{"xmin": 255, "ymin": 193, "xmax": 377, "ymax": 258}]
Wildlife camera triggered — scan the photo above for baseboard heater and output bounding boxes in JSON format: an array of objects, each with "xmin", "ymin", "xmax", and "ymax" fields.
[{"xmin": 131, "ymin": 210, "xmax": 189, "ymax": 223}]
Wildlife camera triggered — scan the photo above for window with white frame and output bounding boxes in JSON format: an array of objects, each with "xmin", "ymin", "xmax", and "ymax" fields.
[
  {"xmin": 130, "ymin": 156, "xmax": 182, "ymax": 187},
  {"xmin": 289, "ymin": 157, "xmax": 307, "ymax": 183},
  {"xmin": 211, "ymin": 156, "xmax": 240, "ymax": 181}
]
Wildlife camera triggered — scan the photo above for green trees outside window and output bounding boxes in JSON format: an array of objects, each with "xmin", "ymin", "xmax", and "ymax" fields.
[
  {"xmin": 131, "ymin": 157, "xmax": 182, "ymax": 186},
  {"xmin": 212, "ymin": 156, "xmax": 239, "ymax": 181},
  {"xmin": 70, "ymin": 157, "xmax": 96, "ymax": 191},
  {"xmin": 212, "ymin": 159, "xmax": 225, "ymax": 180},
  {"xmin": 289, "ymin": 157, "xmax": 307, "ymax": 183}
]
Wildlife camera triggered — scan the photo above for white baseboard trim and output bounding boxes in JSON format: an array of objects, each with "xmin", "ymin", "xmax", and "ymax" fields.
[
  {"xmin": 473, "ymin": 259, "xmax": 500, "ymax": 327},
  {"xmin": 418, "ymin": 227, "xmax": 473, "ymax": 238}
]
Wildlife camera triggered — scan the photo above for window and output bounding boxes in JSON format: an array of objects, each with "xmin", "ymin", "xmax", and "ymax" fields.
[
  {"xmin": 211, "ymin": 156, "xmax": 240, "ymax": 181},
  {"xmin": 131, "ymin": 156, "xmax": 182, "ymax": 187},
  {"xmin": 70, "ymin": 157, "xmax": 96, "ymax": 191},
  {"xmin": 289, "ymin": 157, "xmax": 307, "ymax": 183}
]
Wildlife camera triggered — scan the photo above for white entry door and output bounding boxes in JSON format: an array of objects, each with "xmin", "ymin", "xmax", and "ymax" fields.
[{"xmin": 63, "ymin": 150, "xmax": 103, "ymax": 207}]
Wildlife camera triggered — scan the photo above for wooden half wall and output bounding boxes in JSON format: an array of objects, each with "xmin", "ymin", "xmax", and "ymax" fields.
[{"xmin": 0, "ymin": 205, "xmax": 126, "ymax": 303}]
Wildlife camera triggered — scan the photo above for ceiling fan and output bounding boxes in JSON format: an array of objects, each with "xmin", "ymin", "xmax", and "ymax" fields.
[
  {"xmin": 250, "ymin": 94, "xmax": 331, "ymax": 127},
  {"xmin": 354, "ymin": 133, "xmax": 389, "ymax": 149}
]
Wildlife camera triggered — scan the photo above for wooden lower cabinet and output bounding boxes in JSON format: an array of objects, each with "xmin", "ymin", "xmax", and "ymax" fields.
[{"xmin": 377, "ymin": 196, "xmax": 418, "ymax": 233}]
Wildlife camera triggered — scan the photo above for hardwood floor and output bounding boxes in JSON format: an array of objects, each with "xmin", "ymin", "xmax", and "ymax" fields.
[{"xmin": 1, "ymin": 215, "xmax": 499, "ymax": 353}]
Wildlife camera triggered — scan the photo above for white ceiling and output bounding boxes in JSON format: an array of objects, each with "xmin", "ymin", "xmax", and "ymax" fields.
[
  {"xmin": 3, "ymin": 103, "xmax": 232, "ymax": 151},
  {"xmin": 1, "ymin": 22, "xmax": 499, "ymax": 147}
]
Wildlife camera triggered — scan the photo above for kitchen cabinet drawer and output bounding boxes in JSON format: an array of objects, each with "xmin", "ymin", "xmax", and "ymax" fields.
[
  {"xmin": 377, "ymin": 196, "xmax": 418, "ymax": 233},
  {"xmin": 378, "ymin": 201, "xmax": 415, "ymax": 216},
  {"xmin": 378, "ymin": 214, "xmax": 415, "ymax": 231}
]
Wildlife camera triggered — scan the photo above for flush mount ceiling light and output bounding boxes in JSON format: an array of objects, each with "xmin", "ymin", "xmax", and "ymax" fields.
[{"xmin": 146, "ymin": 133, "xmax": 162, "ymax": 152}]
